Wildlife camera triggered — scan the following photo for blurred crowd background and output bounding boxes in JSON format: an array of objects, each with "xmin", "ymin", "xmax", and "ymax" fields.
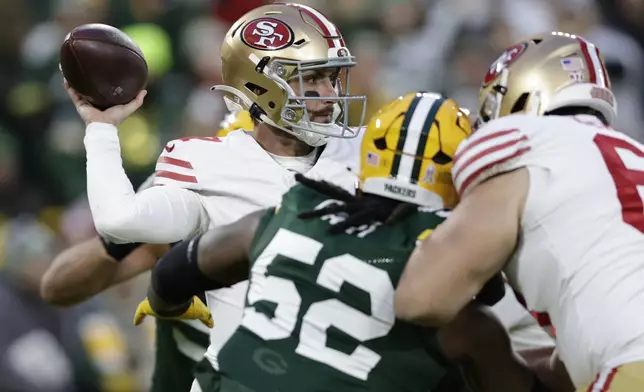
[{"xmin": 0, "ymin": 0, "xmax": 642, "ymax": 390}]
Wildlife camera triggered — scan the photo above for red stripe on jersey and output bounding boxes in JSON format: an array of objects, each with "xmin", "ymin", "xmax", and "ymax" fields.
[
  {"xmin": 157, "ymin": 156, "xmax": 193, "ymax": 169},
  {"xmin": 587, "ymin": 368, "xmax": 618, "ymax": 392},
  {"xmin": 595, "ymin": 46, "xmax": 611, "ymax": 88},
  {"xmin": 458, "ymin": 146, "xmax": 531, "ymax": 197},
  {"xmin": 454, "ymin": 128, "xmax": 520, "ymax": 163},
  {"xmin": 600, "ymin": 369, "xmax": 618, "ymax": 392},
  {"xmin": 178, "ymin": 136, "xmax": 221, "ymax": 143},
  {"xmin": 453, "ymin": 134, "xmax": 528, "ymax": 181},
  {"xmin": 586, "ymin": 374, "xmax": 601, "ymax": 392},
  {"xmin": 156, "ymin": 170, "xmax": 198, "ymax": 183},
  {"xmin": 578, "ymin": 38, "xmax": 597, "ymax": 84},
  {"xmin": 530, "ymin": 311, "xmax": 552, "ymax": 327}
]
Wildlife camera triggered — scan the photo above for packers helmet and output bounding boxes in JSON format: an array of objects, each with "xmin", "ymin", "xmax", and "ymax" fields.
[
  {"xmin": 360, "ymin": 92, "xmax": 472, "ymax": 209},
  {"xmin": 477, "ymin": 32, "xmax": 616, "ymax": 127},
  {"xmin": 217, "ymin": 110, "xmax": 254, "ymax": 137},
  {"xmin": 212, "ymin": 3, "xmax": 366, "ymax": 147}
]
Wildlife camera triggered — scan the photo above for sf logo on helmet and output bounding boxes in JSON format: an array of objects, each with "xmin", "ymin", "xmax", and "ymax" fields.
[
  {"xmin": 483, "ymin": 42, "xmax": 529, "ymax": 85},
  {"xmin": 242, "ymin": 18, "xmax": 294, "ymax": 51}
]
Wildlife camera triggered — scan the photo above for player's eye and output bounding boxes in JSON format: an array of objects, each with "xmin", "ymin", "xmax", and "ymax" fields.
[{"xmin": 302, "ymin": 74, "xmax": 318, "ymax": 84}]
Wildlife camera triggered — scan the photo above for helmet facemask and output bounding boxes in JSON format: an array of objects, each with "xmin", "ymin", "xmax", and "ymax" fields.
[{"xmin": 214, "ymin": 53, "xmax": 366, "ymax": 147}]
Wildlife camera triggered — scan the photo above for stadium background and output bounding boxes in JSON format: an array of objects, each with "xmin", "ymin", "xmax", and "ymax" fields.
[{"xmin": 0, "ymin": 0, "xmax": 642, "ymax": 390}]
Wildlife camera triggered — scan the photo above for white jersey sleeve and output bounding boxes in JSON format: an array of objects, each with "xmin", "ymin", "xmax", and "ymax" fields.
[
  {"xmin": 84, "ymin": 123, "xmax": 208, "ymax": 244},
  {"xmin": 153, "ymin": 135, "xmax": 223, "ymax": 189},
  {"xmin": 451, "ymin": 122, "xmax": 532, "ymax": 197}
]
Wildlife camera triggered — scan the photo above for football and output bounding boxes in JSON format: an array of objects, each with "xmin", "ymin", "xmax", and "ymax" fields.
[{"xmin": 60, "ymin": 23, "xmax": 148, "ymax": 110}]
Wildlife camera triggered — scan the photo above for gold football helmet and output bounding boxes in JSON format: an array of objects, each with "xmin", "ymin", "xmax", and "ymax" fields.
[
  {"xmin": 477, "ymin": 32, "xmax": 616, "ymax": 127},
  {"xmin": 360, "ymin": 92, "xmax": 472, "ymax": 209},
  {"xmin": 217, "ymin": 110, "xmax": 254, "ymax": 137},
  {"xmin": 212, "ymin": 3, "xmax": 366, "ymax": 147}
]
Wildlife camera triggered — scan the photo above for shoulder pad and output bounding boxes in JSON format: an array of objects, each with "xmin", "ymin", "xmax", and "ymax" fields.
[
  {"xmin": 154, "ymin": 136, "xmax": 223, "ymax": 190},
  {"xmin": 452, "ymin": 117, "xmax": 532, "ymax": 197}
]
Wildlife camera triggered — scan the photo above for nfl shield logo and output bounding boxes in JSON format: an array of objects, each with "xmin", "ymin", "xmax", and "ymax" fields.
[{"xmin": 366, "ymin": 152, "xmax": 380, "ymax": 166}]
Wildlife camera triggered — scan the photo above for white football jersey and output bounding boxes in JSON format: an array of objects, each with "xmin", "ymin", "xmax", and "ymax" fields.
[
  {"xmin": 452, "ymin": 113, "xmax": 644, "ymax": 386},
  {"xmin": 154, "ymin": 130, "xmax": 361, "ymax": 369}
]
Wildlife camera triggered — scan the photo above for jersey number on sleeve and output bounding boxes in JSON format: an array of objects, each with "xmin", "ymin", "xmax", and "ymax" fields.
[
  {"xmin": 241, "ymin": 229, "xmax": 395, "ymax": 381},
  {"xmin": 594, "ymin": 134, "xmax": 644, "ymax": 234}
]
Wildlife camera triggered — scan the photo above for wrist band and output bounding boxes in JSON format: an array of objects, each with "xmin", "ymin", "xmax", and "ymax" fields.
[{"xmin": 99, "ymin": 236, "xmax": 142, "ymax": 262}]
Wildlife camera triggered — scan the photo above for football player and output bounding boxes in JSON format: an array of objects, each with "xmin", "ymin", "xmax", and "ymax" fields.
[
  {"xmin": 394, "ymin": 32, "xmax": 644, "ymax": 391},
  {"xmin": 59, "ymin": 3, "xmax": 367, "ymax": 392},
  {"xmin": 133, "ymin": 92, "xmax": 548, "ymax": 392}
]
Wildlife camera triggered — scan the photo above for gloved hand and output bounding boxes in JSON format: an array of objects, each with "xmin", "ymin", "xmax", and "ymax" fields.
[{"xmin": 133, "ymin": 295, "xmax": 214, "ymax": 328}]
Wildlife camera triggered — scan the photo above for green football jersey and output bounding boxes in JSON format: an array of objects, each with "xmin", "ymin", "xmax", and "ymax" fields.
[
  {"xmin": 150, "ymin": 303, "xmax": 209, "ymax": 392},
  {"xmin": 216, "ymin": 184, "xmax": 455, "ymax": 392}
]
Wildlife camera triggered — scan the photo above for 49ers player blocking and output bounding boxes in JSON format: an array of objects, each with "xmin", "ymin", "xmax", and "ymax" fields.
[{"xmin": 394, "ymin": 32, "xmax": 644, "ymax": 392}]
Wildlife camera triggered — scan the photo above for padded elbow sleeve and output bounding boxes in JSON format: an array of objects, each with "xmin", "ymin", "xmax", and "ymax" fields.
[{"xmin": 151, "ymin": 235, "xmax": 223, "ymax": 305}]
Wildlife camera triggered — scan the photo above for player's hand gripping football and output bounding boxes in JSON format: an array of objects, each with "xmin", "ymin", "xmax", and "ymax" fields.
[
  {"xmin": 133, "ymin": 296, "xmax": 214, "ymax": 328},
  {"xmin": 64, "ymin": 79, "xmax": 147, "ymax": 126}
]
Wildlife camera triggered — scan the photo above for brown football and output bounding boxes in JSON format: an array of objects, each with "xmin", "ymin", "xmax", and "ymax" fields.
[{"xmin": 60, "ymin": 24, "xmax": 148, "ymax": 110}]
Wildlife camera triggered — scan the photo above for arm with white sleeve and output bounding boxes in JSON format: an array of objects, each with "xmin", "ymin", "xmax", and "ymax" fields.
[{"xmin": 85, "ymin": 122, "xmax": 209, "ymax": 243}]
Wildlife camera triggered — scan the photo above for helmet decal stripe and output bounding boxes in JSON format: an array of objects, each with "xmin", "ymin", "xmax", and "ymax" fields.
[
  {"xmin": 577, "ymin": 38, "xmax": 597, "ymax": 85},
  {"xmin": 390, "ymin": 95, "xmax": 423, "ymax": 178},
  {"xmin": 592, "ymin": 45, "xmax": 610, "ymax": 88},
  {"xmin": 411, "ymin": 98, "xmax": 446, "ymax": 183},
  {"xmin": 392, "ymin": 96, "xmax": 439, "ymax": 180},
  {"xmin": 281, "ymin": 3, "xmax": 340, "ymax": 48}
]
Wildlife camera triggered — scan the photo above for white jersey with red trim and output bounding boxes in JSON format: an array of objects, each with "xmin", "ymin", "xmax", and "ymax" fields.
[
  {"xmin": 452, "ymin": 113, "xmax": 644, "ymax": 387},
  {"xmin": 154, "ymin": 129, "xmax": 361, "ymax": 370}
]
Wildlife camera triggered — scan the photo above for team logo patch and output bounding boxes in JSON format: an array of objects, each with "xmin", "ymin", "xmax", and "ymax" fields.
[
  {"xmin": 483, "ymin": 42, "xmax": 529, "ymax": 85},
  {"xmin": 241, "ymin": 18, "xmax": 294, "ymax": 51}
]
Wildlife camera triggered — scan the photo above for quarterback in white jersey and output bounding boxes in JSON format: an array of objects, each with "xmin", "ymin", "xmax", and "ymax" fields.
[
  {"xmin": 64, "ymin": 2, "xmax": 368, "ymax": 389},
  {"xmin": 395, "ymin": 32, "xmax": 644, "ymax": 392}
]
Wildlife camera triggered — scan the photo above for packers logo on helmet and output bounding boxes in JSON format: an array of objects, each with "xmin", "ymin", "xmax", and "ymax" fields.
[{"xmin": 360, "ymin": 92, "xmax": 472, "ymax": 209}]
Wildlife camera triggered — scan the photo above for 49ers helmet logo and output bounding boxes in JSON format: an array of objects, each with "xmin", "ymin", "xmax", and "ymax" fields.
[
  {"xmin": 483, "ymin": 42, "xmax": 529, "ymax": 85},
  {"xmin": 241, "ymin": 18, "xmax": 294, "ymax": 51}
]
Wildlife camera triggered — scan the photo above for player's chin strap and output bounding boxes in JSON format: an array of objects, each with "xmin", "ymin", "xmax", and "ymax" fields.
[{"xmin": 212, "ymin": 85, "xmax": 329, "ymax": 147}]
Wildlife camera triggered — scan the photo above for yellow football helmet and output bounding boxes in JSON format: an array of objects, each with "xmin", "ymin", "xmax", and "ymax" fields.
[
  {"xmin": 217, "ymin": 110, "xmax": 254, "ymax": 137},
  {"xmin": 212, "ymin": 3, "xmax": 366, "ymax": 147},
  {"xmin": 478, "ymin": 32, "xmax": 616, "ymax": 127},
  {"xmin": 360, "ymin": 92, "xmax": 472, "ymax": 209}
]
